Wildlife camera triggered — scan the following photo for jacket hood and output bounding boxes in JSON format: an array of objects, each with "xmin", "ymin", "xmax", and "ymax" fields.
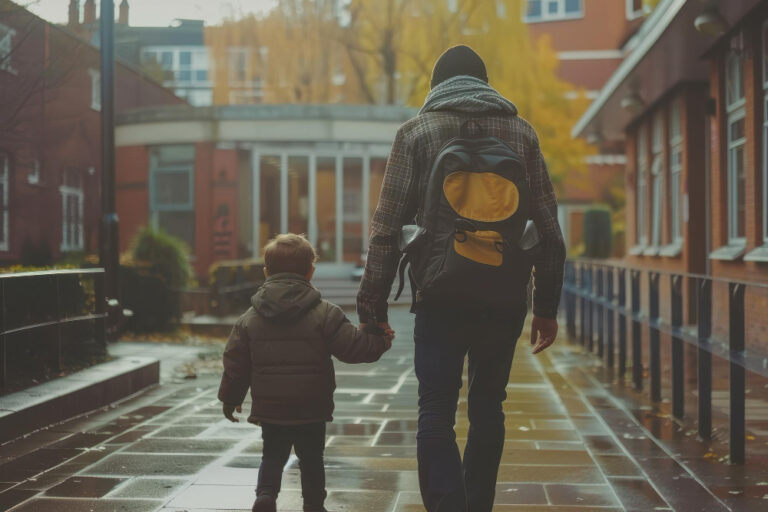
[
  {"xmin": 419, "ymin": 75, "xmax": 518, "ymax": 116},
  {"xmin": 251, "ymin": 273, "xmax": 322, "ymax": 323}
]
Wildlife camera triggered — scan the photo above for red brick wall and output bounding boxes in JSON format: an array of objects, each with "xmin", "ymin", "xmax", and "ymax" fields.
[{"xmin": 115, "ymin": 145, "xmax": 150, "ymax": 253}]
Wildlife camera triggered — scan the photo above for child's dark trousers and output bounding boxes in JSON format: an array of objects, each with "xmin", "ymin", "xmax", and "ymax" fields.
[{"xmin": 257, "ymin": 422, "xmax": 327, "ymax": 510}]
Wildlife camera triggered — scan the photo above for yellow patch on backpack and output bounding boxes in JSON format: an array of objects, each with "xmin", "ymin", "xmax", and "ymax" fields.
[
  {"xmin": 443, "ymin": 171, "xmax": 519, "ymax": 222},
  {"xmin": 454, "ymin": 230, "xmax": 504, "ymax": 266}
]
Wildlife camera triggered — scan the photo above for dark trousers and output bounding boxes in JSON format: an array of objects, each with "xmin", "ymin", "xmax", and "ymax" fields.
[
  {"xmin": 414, "ymin": 305, "xmax": 527, "ymax": 512},
  {"xmin": 257, "ymin": 422, "xmax": 327, "ymax": 510}
]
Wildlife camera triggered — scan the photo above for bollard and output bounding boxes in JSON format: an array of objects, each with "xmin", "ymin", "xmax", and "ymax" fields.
[
  {"xmin": 670, "ymin": 274, "xmax": 684, "ymax": 420},
  {"xmin": 697, "ymin": 278, "xmax": 712, "ymax": 440},
  {"xmin": 596, "ymin": 267, "xmax": 605, "ymax": 359},
  {"xmin": 648, "ymin": 272, "xmax": 660, "ymax": 402},
  {"xmin": 579, "ymin": 265, "xmax": 586, "ymax": 347},
  {"xmin": 728, "ymin": 283, "xmax": 746, "ymax": 465}
]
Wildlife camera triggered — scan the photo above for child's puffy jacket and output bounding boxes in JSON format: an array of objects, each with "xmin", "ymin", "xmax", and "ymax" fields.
[{"xmin": 218, "ymin": 272, "xmax": 388, "ymax": 425}]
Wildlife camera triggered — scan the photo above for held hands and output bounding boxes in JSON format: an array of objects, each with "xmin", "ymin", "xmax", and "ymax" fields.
[
  {"xmin": 361, "ymin": 322, "xmax": 395, "ymax": 351},
  {"xmin": 530, "ymin": 315, "xmax": 558, "ymax": 355},
  {"xmin": 223, "ymin": 403, "xmax": 242, "ymax": 422}
]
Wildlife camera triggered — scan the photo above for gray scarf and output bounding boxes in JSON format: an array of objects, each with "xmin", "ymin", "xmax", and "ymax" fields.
[{"xmin": 419, "ymin": 76, "xmax": 518, "ymax": 116}]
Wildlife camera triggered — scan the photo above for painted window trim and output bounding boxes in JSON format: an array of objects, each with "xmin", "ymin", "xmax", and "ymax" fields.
[
  {"xmin": 626, "ymin": 0, "xmax": 644, "ymax": 20},
  {"xmin": 0, "ymin": 153, "xmax": 8, "ymax": 252},
  {"xmin": 727, "ymin": 107, "xmax": 747, "ymax": 244},
  {"xmin": 524, "ymin": 0, "xmax": 584, "ymax": 23},
  {"xmin": 650, "ymin": 113, "xmax": 664, "ymax": 249},
  {"xmin": 60, "ymin": 182, "xmax": 84, "ymax": 252},
  {"xmin": 0, "ymin": 22, "xmax": 17, "ymax": 75},
  {"xmin": 636, "ymin": 129, "xmax": 648, "ymax": 247},
  {"xmin": 141, "ymin": 46, "xmax": 211, "ymax": 87},
  {"xmin": 669, "ymin": 99, "xmax": 683, "ymax": 246}
]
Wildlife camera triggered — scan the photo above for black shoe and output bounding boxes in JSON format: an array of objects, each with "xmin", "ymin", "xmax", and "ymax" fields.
[{"xmin": 252, "ymin": 495, "xmax": 277, "ymax": 512}]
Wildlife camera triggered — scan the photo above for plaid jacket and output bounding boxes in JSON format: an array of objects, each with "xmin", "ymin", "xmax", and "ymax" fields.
[{"xmin": 357, "ymin": 111, "xmax": 566, "ymax": 323}]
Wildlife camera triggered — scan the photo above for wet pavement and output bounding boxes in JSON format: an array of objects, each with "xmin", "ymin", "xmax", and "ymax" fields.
[{"xmin": 0, "ymin": 307, "xmax": 764, "ymax": 511}]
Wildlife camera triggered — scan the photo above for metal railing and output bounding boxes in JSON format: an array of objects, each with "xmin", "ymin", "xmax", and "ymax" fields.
[
  {"xmin": 0, "ymin": 268, "xmax": 107, "ymax": 390},
  {"xmin": 562, "ymin": 259, "xmax": 768, "ymax": 465}
]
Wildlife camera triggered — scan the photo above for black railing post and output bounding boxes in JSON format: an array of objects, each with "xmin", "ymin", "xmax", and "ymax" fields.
[
  {"xmin": 587, "ymin": 265, "xmax": 594, "ymax": 352},
  {"xmin": 579, "ymin": 265, "xmax": 586, "ymax": 347},
  {"xmin": 631, "ymin": 270, "xmax": 643, "ymax": 390},
  {"xmin": 95, "ymin": 271, "xmax": 107, "ymax": 351},
  {"xmin": 649, "ymin": 272, "xmax": 661, "ymax": 402},
  {"xmin": 697, "ymin": 278, "xmax": 712, "ymax": 440},
  {"xmin": 729, "ymin": 282, "xmax": 746, "ymax": 465},
  {"xmin": 670, "ymin": 274, "xmax": 685, "ymax": 421},
  {"xmin": 596, "ymin": 266, "xmax": 605, "ymax": 359},
  {"xmin": 618, "ymin": 268, "xmax": 627, "ymax": 379},
  {"xmin": 54, "ymin": 274, "xmax": 63, "ymax": 373},
  {"xmin": 606, "ymin": 267, "xmax": 615, "ymax": 370}
]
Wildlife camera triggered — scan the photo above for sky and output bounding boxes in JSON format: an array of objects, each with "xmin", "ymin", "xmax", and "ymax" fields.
[{"xmin": 26, "ymin": 0, "xmax": 278, "ymax": 27}]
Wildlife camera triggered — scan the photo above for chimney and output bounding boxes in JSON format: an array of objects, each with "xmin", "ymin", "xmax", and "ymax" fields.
[
  {"xmin": 84, "ymin": 0, "xmax": 96, "ymax": 24},
  {"xmin": 118, "ymin": 0, "xmax": 129, "ymax": 26},
  {"xmin": 68, "ymin": 0, "xmax": 80, "ymax": 27}
]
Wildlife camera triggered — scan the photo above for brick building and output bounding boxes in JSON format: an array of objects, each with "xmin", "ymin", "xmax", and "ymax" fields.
[
  {"xmin": 0, "ymin": 1, "xmax": 184, "ymax": 265},
  {"xmin": 574, "ymin": 0, "xmax": 768, "ymax": 349},
  {"xmin": 526, "ymin": 0, "xmax": 646, "ymax": 255}
]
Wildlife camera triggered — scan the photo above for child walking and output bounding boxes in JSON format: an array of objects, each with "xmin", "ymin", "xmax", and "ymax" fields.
[{"xmin": 218, "ymin": 233, "xmax": 392, "ymax": 512}]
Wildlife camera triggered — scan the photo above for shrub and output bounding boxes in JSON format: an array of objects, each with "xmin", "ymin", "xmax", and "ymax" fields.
[
  {"xmin": 582, "ymin": 206, "xmax": 613, "ymax": 259},
  {"xmin": 130, "ymin": 227, "xmax": 191, "ymax": 289}
]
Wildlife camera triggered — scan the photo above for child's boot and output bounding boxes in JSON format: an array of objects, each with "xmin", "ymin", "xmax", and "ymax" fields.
[{"xmin": 252, "ymin": 495, "xmax": 277, "ymax": 512}]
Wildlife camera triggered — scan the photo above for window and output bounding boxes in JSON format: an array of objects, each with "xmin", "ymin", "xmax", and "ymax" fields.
[
  {"xmin": 669, "ymin": 100, "xmax": 683, "ymax": 245},
  {"xmin": 229, "ymin": 48, "xmax": 249, "ymax": 85},
  {"xmin": 0, "ymin": 22, "xmax": 16, "ymax": 74},
  {"xmin": 150, "ymin": 146, "xmax": 195, "ymax": 250},
  {"xmin": 726, "ymin": 41, "xmax": 746, "ymax": 245},
  {"xmin": 650, "ymin": 113, "xmax": 663, "ymax": 249},
  {"xmin": 141, "ymin": 47, "xmax": 209, "ymax": 85},
  {"xmin": 0, "ymin": 154, "xmax": 8, "ymax": 251},
  {"xmin": 60, "ymin": 171, "xmax": 84, "ymax": 252},
  {"xmin": 524, "ymin": 0, "xmax": 582, "ymax": 22},
  {"xmin": 89, "ymin": 69, "xmax": 101, "ymax": 111},
  {"xmin": 626, "ymin": 0, "xmax": 644, "ymax": 20},
  {"xmin": 636, "ymin": 129, "xmax": 648, "ymax": 247}
]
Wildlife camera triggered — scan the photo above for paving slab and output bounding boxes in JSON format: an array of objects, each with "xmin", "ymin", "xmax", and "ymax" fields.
[{"xmin": 0, "ymin": 308, "xmax": 751, "ymax": 511}]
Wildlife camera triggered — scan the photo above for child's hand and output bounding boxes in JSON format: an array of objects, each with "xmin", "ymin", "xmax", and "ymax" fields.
[{"xmin": 223, "ymin": 403, "xmax": 242, "ymax": 422}]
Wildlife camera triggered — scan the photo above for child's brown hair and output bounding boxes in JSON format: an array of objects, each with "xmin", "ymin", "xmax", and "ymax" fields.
[{"xmin": 263, "ymin": 233, "xmax": 318, "ymax": 276}]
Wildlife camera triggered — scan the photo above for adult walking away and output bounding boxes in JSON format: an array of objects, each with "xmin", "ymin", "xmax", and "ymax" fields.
[{"xmin": 357, "ymin": 45, "xmax": 566, "ymax": 512}]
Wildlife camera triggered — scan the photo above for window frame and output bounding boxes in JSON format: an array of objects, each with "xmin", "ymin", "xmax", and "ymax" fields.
[
  {"xmin": 669, "ymin": 99, "xmax": 683, "ymax": 246},
  {"xmin": 0, "ymin": 22, "xmax": 17, "ymax": 75},
  {"xmin": 149, "ymin": 146, "xmax": 196, "ymax": 250},
  {"xmin": 626, "ymin": 0, "xmax": 644, "ymax": 20},
  {"xmin": 60, "ymin": 172, "xmax": 84, "ymax": 252},
  {"xmin": 0, "ymin": 153, "xmax": 9, "ymax": 251},
  {"xmin": 726, "ymin": 44, "xmax": 747, "ymax": 246},
  {"xmin": 636, "ymin": 129, "xmax": 648, "ymax": 248},
  {"xmin": 524, "ymin": 0, "xmax": 583, "ymax": 23},
  {"xmin": 650, "ymin": 113, "xmax": 664, "ymax": 251}
]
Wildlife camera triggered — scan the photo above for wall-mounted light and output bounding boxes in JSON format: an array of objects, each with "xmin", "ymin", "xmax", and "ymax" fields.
[
  {"xmin": 694, "ymin": 6, "xmax": 728, "ymax": 38},
  {"xmin": 621, "ymin": 91, "xmax": 645, "ymax": 113}
]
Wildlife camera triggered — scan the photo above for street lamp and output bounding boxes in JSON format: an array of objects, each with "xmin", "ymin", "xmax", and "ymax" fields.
[{"xmin": 99, "ymin": 0, "xmax": 120, "ymax": 318}]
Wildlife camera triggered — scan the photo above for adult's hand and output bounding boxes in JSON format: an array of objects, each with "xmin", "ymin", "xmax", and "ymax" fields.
[
  {"xmin": 530, "ymin": 316, "xmax": 558, "ymax": 355},
  {"xmin": 223, "ymin": 404, "xmax": 242, "ymax": 422}
]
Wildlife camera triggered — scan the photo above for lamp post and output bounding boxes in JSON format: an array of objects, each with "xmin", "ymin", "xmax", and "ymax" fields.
[{"xmin": 99, "ymin": 0, "xmax": 120, "ymax": 310}]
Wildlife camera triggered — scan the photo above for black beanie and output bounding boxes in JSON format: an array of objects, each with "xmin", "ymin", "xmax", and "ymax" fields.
[{"xmin": 430, "ymin": 45, "xmax": 488, "ymax": 89}]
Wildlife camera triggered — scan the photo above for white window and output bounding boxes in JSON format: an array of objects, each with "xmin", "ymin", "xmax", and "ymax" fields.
[
  {"xmin": 626, "ymin": 0, "xmax": 644, "ymax": 20},
  {"xmin": 669, "ymin": 99, "xmax": 683, "ymax": 245},
  {"xmin": 726, "ymin": 39, "xmax": 746, "ymax": 245},
  {"xmin": 650, "ymin": 113, "xmax": 663, "ymax": 249},
  {"xmin": 89, "ymin": 69, "xmax": 101, "ymax": 111},
  {"xmin": 60, "ymin": 171, "xmax": 84, "ymax": 252},
  {"xmin": 141, "ymin": 47, "xmax": 210, "ymax": 85},
  {"xmin": 150, "ymin": 145, "xmax": 195, "ymax": 250},
  {"xmin": 524, "ymin": 0, "xmax": 582, "ymax": 23},
  {"xmin": 0, "ymin": 22, "xmax": 16, "ymax": 74},
  {"xmin": 497, "ymin": 0, "xmax": 507, "ymax": 19},
  {"xmin": 0, "ymin": 153, "xmax": 9, "ymax": 251},
  {"xmin": 636, "ymin": 129, "xmax": 648, "ymax": 246},
  {"xmin": 447, "ymin": 0, "xmax": 458, "ymax": 13}
]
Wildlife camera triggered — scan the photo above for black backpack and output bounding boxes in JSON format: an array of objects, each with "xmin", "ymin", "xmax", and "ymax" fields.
[{"xmin": 395, "ymin": 120, "xmax": 541, "ymax": 310}]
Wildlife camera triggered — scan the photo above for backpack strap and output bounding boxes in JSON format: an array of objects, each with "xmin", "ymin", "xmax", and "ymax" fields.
[{"xmin": 394, "ymin": 252, "xmax": 409, "ymax": 301}]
